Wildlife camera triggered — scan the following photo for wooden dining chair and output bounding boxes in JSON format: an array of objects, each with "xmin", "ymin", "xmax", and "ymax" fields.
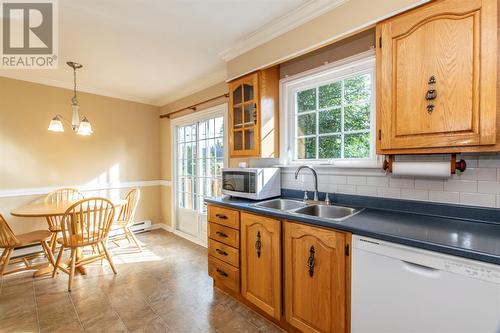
[
  {"xmin": 45, "ymin": 188, "xmax": 84, "ymax": 252},
  {"xmin": 52, "ymin": 197, "xmax": 116, "ymax": 291},
  {"xmin": 112, "ymin": 189, "xmax": 142, "ymax": 250},
  {"xmin": 0, "ymin": 214, "xmax": 55, "ymax": 277}
]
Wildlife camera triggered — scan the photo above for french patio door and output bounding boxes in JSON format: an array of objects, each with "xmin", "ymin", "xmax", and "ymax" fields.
[{"xmin": 174, "ymin": 105, "xmax": 226, "ymax": 245}]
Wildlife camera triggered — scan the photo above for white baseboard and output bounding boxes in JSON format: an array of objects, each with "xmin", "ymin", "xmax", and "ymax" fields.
[
  {"xmin": 173, "ymin": 230, "xmax": 207, "ymax": 248},
  {"xmin": 151, "ymin": 223, "xmax": 174, "ymax": 232}
]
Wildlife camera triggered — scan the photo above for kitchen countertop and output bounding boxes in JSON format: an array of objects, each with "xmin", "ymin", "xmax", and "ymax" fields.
[{"xmin": 205, "ymin": 191, "xmax": 500, "ymax": 266}]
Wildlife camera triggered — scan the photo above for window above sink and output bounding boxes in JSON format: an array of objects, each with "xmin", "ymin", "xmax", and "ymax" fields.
[{"xmin": 280, "ymin": 51, "xmax": 380, "ymax": 169}]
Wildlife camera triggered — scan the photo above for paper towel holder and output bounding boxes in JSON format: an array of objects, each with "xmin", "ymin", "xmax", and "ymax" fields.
[{"xmin": 382, "ymin": 154, "xmax": 466, "ymax": 174}]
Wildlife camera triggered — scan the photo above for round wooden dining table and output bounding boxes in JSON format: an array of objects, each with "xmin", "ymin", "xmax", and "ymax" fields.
[{"xmin": 11, "ymin": 198, "xmax": 126, "ymax": 276}]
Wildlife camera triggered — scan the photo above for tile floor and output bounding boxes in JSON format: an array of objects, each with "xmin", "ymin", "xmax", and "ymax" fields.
[{"xmin": 0, "ymin": 230, "xmax": 283, "ymax": 333}]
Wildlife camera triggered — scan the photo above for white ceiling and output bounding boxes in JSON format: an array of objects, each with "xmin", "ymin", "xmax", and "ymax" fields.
[{"xmin": 0, "ymin": 0, "xmax": 345, "ymax": 106}]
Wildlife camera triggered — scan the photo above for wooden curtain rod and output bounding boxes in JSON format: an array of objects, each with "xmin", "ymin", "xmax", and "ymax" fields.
[{"xmin": 159, "ymin": 93, "xmax": 229, "ymax": 119}]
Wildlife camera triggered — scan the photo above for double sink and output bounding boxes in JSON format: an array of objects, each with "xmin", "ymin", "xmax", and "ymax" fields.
[{"xmin": 253, "ymin": 198, "xmax": 363, "ymax": 223}]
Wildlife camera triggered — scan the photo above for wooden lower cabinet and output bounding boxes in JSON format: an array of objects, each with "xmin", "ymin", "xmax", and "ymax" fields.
[
  {"xmin": 284, "ymin": 221, "xmax": 348, "ymax": 333},
  {"xmin": 240, "ymin": 212, "xmax": 281, "ymax": 320}
]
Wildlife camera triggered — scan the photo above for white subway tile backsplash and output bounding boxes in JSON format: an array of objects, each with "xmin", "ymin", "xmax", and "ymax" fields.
[
  {"xmin": 356, "ymin": 185, "xmax": 378, "ymax": 196},
  {"xmin": 414, "ymin": 179, "xmax": 444, "ymax": 191},
  {"xmin": 281, "ymin": 154, "xmax": 500, "ymax": 208},
  {"xmin": 366, "ymin": 176, "xmax": 389, "ymax": 187},
  {"xmin": 456, "ymin": 168, "xmax": 497, "ymax": 181},
  {"xmin": 323, "ymin": 175, "xmax": 347, "ymax": 184},
  {"xmin": 337, "ymin": 184, "xmax": 356, "ymax": 194},
  {"xmin": 377, "ymin": 187, "xmax": 401, "ymax": 198},
  {"xmin": 347, "ymin": 176, "xmax": 367, "ymax": 185},
  {"xmin": 318, "ymin": 183, "xmax": 338, "ymax": 193},
  {"xmin": 389, "ymin": 177, "xmax": 415, "ymax": 189},
  {"xmin": 477, "ymin": 181, "xmax": 500, "ymax": 194},
  {"xmin": 428, "ymin": 191, "xmax": 459, "ymax": 204},
  {"xmin": 443, "ymin": 180, "xmax": 477, "ymax": 192},
  {"xmin": 478, "ymin": 156, "xmax": 500, "ymax": 168},
  {"xmin": 459, "ymin": 192, "xmax": 496, "ymax": 208},
  {"xmin": 401, "ymin": 189, "xmax": 429, "ymax": 201}
]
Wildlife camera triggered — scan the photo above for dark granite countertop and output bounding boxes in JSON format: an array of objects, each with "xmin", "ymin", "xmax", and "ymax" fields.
[{"xmin": 205, "ymin": 190, "xmax": 500, "ymax": 266}]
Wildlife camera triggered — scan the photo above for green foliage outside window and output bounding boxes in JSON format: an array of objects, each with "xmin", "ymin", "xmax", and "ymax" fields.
[{"xmin": 295, "ymin": 73, "xmax": 372, "ymax": 160}]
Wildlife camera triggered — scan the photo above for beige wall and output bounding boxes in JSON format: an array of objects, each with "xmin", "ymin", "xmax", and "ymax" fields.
[
  {"xmin": 0, "ymin": 77, "xmax": 162, "ymax": 233},
  {"xmin": 227, "ymin": 0, "xmax": 428, "ymax": 79}
]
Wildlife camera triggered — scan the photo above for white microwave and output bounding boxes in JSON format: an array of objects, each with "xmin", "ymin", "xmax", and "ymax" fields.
[{"xmin": 221, "ymin": 168, "xmax": 281, "ymax": 200}]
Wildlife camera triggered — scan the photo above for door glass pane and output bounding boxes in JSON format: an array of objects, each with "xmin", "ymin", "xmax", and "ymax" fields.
[
  {"xmin": 244, "ymin": 129, "xmax": 254, "ymax": 150},
  {"xmin": 176, "ymin": 115, "xmax": 225, "ymax": 215},
  {"xmin": 244, "ymin": 103, "xmax": 255, "ymax": 126},
  {"xmin": 243, "ymin": 83, "xmax": 254, "ymax": 102},
  {"xmin": 233, "ymin": 85, "xmax": 242, "ymax": 104},
  {"xmin": 234, "ymin": 131, "xmax": 243, "ymax": 150},
  {"xmin": 233, "ymin": 106, "xmax": 242, "ymax": 127}
]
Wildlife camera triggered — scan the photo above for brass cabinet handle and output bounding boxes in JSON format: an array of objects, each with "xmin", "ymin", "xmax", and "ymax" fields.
[
  {"xmin": 255, "ymin": 231, "xmax": 262, "ymax": 258},
  {"xmin": 215, "ymin": 248, "xmax": 228, "ymax": 256},
  {"xmin": 426, "ymin": 75, "xmax": 437, "ymax": 113},
  {"xmin": 216, "ymin": 268, "xmax": 228, "ymax": 277},
  {"xmin": 307, "ymin": 245, "xmax": 315, "ymax": 277},
  {"xmin": 215, "ymin": 214, "xmax": 228, "ymax": 220},
  {"xmin": 215, "ymin": 231, "xmax": 228, "ymax": 238}
]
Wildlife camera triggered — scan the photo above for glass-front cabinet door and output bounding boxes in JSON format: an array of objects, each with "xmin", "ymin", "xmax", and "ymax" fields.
[{"xmin": 229, "ymin": 73, "xmax": 260, "ymax": 157}]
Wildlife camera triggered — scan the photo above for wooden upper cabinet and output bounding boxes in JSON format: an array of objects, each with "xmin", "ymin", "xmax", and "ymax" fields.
[
  {"xmin": 284, "ymin": 222, "xmax": 346, "ymax": 333},
  {"xmin": 228, "ymin": 66, "xmax": 279, "ymax": 158},
  {"xmin": 376, "ymin": 0, "xmax": 497, "ymax": 153},
  {"xmin": 240, "ymin": 213, "xmax": 281, "ymax": 320}
]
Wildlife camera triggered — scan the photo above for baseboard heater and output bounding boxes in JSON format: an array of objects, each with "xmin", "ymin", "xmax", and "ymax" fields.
[{"xmin": 11, "ymin": 220, "xmax": 152, "ymax": 259}]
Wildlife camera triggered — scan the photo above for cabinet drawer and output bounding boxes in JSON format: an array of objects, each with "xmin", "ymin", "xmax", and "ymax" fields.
[
  {"xmin": 208, "ymin": 223, "xmax": 239, "ymax": 248},
  {"xmin": 208, "ymin": 256, "xmax": 240, "ymax": 293},
  {"xmin": 208, "ymin": 239, "xmax": 239, "ymax": 267},
  {"xmin": 208, "ymin": 206, "xmax": 239, "ymax": 229}
]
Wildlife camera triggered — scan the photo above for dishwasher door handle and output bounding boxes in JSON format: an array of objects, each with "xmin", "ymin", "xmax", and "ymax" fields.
[{"xmin": 402, "ymin": 260, "xmax": 441, "ymax": 278}]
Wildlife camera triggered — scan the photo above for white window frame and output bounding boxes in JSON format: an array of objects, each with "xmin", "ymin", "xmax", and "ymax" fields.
[
  {"xmin": 280, "ymin": 50, "xmax": 381, "ymax": 168},
  {"xmin": 170, "ymin": 103, "xmax": 228, "ymax": 244}
]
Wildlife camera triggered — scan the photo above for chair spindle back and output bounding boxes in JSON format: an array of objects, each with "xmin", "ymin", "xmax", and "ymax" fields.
[
  {"xmin": 0, "ymin": 214, "xmax": 19, "ymax": 248},
  {"xmin": 118, "ymin": 189, "xmax": 140, "ymax": 227},
  {"xmin": 44, "ymin": 188, "xmax": 84, "ymax": 231},
  {"xmin": 60, "ymin": 198, "xmax": 115, "ymax": 247}
]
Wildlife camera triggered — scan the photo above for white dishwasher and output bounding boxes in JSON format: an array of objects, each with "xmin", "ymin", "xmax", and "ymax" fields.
[{"xmin": 351, "ymin": 235, "xmax": 500, "ymax": 333}]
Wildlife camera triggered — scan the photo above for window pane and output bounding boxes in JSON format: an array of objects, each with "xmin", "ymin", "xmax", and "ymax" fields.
[
  {"xmin": 344, "ymin": 74, "xmax": 371, "ymax": 104},
  {"xmin": 297, "ymin": 137, "xmax": 316, "ymax": 159},
  {"xmin": 178, "ymin": 127, "xmax": 185, "ymax": 143},
  {"xmin": 199, "ymin": 121, "xmax": 207, "ymax": 140},
  {"xmin": 297, "ymin": 113, "xmax": 316, "ymax": 136},
  {"xmin": 215, "ymin": 138, "xmax": 224, "ymax": 159},
  {"xmin": 345, "ymin": 103, "xmax": 370, "ymax": 131},
  {"xmin": 297, "ymin": 88, "xmax": 316, "ymax": 113},
  {"xmin": 344, "ymin": 132, "xmax": 370, "ymax": 158},
  {"xmin": 319, "ymin": 108, "xmax": 341, "ymax": 134},
  {"xmin": 319, "ymin": 81, "xmax": 341, "ymax": 109},
  {"xmin": 319, "ymin": 135, "xmax": 341, "ymax": 159},
  {"xmin": 215, "ymin": 117, "xmax": 224, "ymax": 137}
]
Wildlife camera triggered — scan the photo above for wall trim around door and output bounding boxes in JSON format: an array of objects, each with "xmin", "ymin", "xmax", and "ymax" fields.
[{"xmin": 0, "ymin": 180, "xmax": 166, "ymax": 199}]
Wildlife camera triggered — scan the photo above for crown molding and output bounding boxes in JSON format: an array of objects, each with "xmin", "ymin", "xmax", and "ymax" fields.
[
  {"xmin": 155, "ymin": 69, "xmax": 227, "ymax": 107},
  {"xmin": 219, "ymin": 0, "xmax": 349, "ymax": 62}
]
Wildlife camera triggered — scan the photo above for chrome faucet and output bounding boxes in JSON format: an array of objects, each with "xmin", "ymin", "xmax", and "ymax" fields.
[{"xmin": 295, "ymin": 165, "xmax": 319, "ymax": 202}]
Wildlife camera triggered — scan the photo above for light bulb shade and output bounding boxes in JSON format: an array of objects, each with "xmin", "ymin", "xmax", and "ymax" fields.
[
  {"xmin": 48, "ymin": 116, "xmax": 64, "ymax": 132},
  {"xmin": 77, "ymin": 117, "xmax": 93, "ymax": 136}
]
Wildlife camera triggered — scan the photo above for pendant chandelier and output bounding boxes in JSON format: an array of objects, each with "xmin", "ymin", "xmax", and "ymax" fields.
[{"xmin": 48, "ymin": 61, "xmax": 93, "ymax": 136}]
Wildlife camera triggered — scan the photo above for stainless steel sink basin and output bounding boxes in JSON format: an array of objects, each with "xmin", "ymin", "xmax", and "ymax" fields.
[
  {"xmin": 293, "ymin": 204, "xmax": 362, "ymax": 221},
  {"xmin": 255, "ymin": 199, "xmax": 307, "ymax": 211}
]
